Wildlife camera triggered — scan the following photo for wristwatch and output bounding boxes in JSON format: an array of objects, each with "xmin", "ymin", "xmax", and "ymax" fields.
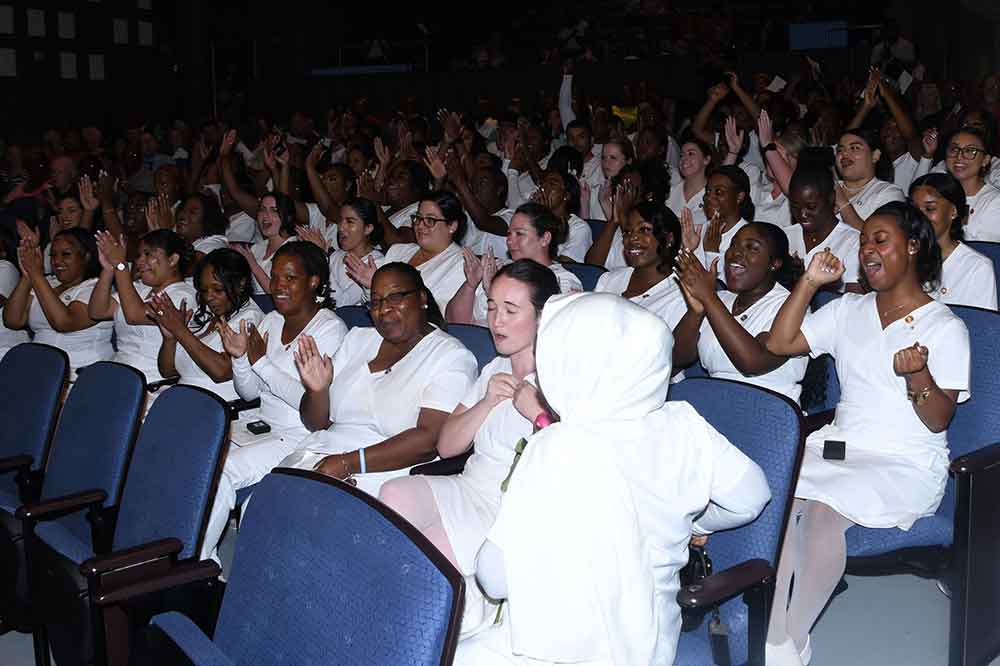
[
  {"xmin": 908, "ymin": 386, "xmax": 931, "ymax": 405},
  {"xmin": 114, "ymin": 261, "xmax": 127, "ymax": 272}
]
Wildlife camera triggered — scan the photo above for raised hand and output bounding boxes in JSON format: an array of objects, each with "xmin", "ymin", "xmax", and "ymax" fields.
[
  {"xmin": 861, "ymin": 67, "xmax": 881, "ymax": 109},
  {"xmin": 703, "ymin": 212, "xmax": 724, "ymax": 253},
  {"xmin": 615, "ymin": 180, "xmax": 640, "ymax": 221},
  {"xmin": 373, "ymin": 137, "xmax": 391, "ymax": 168},
  {"xmin": 246, "ymin": 323, "xmax": 268, "ymax": 365},
  {"xmin": 95, "ymin": 230, "xmax": 127, "ymax": 267},
  {"xmin": 757, "ymin": 109, "xmax": 775, "ymax": 147},
  {"xmin": 295, "ymin": 225, "xmax": 330, "ymax": 253},
  {"xmin": 306, "ymin": 142, "xmax": 324, "ymax": 170},
  {"xmin": 481, "ymin": 247, "xmax": 499, "ymax": 294},
  {"xmin": 294, "ymin": 335, "xmax": 334, "ymax": 393},
  {"xmin": 424, "ymin": 145, "xmax": 447, "ymax": 182},
  {"xmin": 674, "ymin": 250, "xmax": 716, "ymax": 315},
  {"xmin": 803, "ymin": 249, "xmax": 845, "ymax": 287},
  {"xmin": 79, "ymin": 175, "xmax": 99, "ymax": 211},
  {"xmin": 17, "ymin": 240, "xmax": 44, "ymax": 279},
  {"xmin": 893, "ymin": 342, "xmax": 929, "ymax": 376},
  {"xmin": 484, "ymin": 372, "xmax": 518, "ymax": 406},
  {"xmin": 346, "ymin": 253, "xmax": 377, "ymax": 288},
  {"xmin": 724, "ymin": 116, "xmax": 744, "ymax": 157},
  {"xmin": 220, "ymin": 129, "xmax": 238, "ymax": 157},
  {"xmin": 147, "ymin": 293, "xmax": 192, "ymax": 339},
  {"xmin": 437, "ymin": 109, "xmax": 463, "ymax": 144},
  {"xmin": 15, "ymin": 219, "xmax": 40, "ymax": 249},
  {"xmin": 461, "ymin": 246, "xmax": 484, "ymax": 288},
  {"xmin": 922, "ymin": 128, "xmax": 939, "ymax": 159},
  {"xmin": 218, "ymin": 318, "xmax": 250, "ymax": 358},
  {"xmin": 680, "ymin": 208, "xmax": 702, "ymax": 251},
  {"xmin": 707, "ymin": 81, "xmax": 729, "ymax": 104}
]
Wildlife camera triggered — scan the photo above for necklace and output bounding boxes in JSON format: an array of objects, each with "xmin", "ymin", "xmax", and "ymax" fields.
[
  {"xmin": 880, "ymin": 301, "xmax": 916, "ymax": 318},
  {"xmin": 841, "ymin": 177, "xmax": 874, "ymax": 194}
]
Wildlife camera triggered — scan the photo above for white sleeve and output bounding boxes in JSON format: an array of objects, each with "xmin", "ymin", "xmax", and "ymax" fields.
[
  {"xmin": 692, "ymin": 427, "xmax": 771, "ymax": 535},
  {"xmin": 558, "ymin": 221, "xmax": 593, "ymax": 263},
  {"xmin": 420, "ymin": 347, "xmax": 477, "ymax": 413},
  {"xmin": 799, "ymin": 294, "xmax": 844, "ymax": 358},
  {"xmin": 251, "ymin": 356, "xmax": 307, "ymax": 409},
  {"xmin": 306, "ymin": 202, "xmax": 327, "ymax": 231},
  {"xmin": 927, "ymin": 316, "xmax": 971, "ymax": 402},
  {"xmin": 559, "ymin": 75, "xmax": 576, "ymax": 129},
  {"xmin": 0, "ymin": 263, "xmax": 19, "ymax": 298},
  {"xmin": 913, "ymin": 156, "xmax": 933, "ymax": 182},
  {"xmin": 231, "ymin": 354, "xmax": 264, "ymax": 401}
]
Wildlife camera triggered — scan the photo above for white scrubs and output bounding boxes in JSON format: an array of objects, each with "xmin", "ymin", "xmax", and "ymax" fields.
[
  {"xmin": 931, "ymin": 242, "xmax": 998, "ymax": 310},
  {"xmin": 29, "ymin": 277, "xmax": 113, "ymax": 376},
  {"xmin": 173, "ymin": 301, "xmax": 264, "ymax": 401},
  {"xmin": 469, "ymin": 261, "xmax": 582, "ymax": 325},
  {"xmin": 249, "ymin": 236, "xmax": 297, "ymax": 294},
  {"xmin": 328, "ymin": 248, "xmax": 384, "ymax": 307},
  {"xmin": 557, "ymin": 214, "xmax": 593, "ymax": 263},
  {"xmin": 962, "ymin": 182, "xmax": 1000, "ymax": 242},
  {"xmin": 383, "ymin": 242, "xmax": 466, "ymax": 314},
  {"xmin": 113, "ymin": 280, "xmax": 198, "ymax": 382},
  {"xmin": 0, "ymin": 260, "xmax": 30, "ymax": 360},
  {"xmin": 784, "ymin": 222, "xmax": 861, "ymax": 290}
]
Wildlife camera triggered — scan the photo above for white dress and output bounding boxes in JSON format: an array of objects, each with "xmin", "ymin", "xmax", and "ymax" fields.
[
  {"xmin": 696, "ymin": 284, "xmax": 808, "ymax": 404},
  {"xmin": 174, "ymin": 301, "xmax": 264, "ymax": 401},
  {"xmin": 249, "ymin": 236, "xmax": 297, "ymax": 294},
  {"xmin": 557, "ymin": 214, "xmax": 593, "ymax": 263},
  {"xmin": 931, "ymin": 242, "xmax": 998, "ymax": 310},
  {"xmin": 962, "ymin": 183, "xmax": 1000, "ymax": 242},
  {"xmin": 113, "ymin": 280, "xmax": 198, "ymax": 382},
  {"xmin": 595, "ymin": 268, "xmax": 687, "ymax": 329},
  {"xmin": 838, "ymin": 178, "xmax": 905, "ymax": 223},
  {"xmin": 328, "ymin": 248, "xmax": 384, "ymax": 307},
  {"xmin": 798, "ymin": 294, "xmax": 971, "ymax": 529},
  {"xmin": 29, "ymin": 277, "xmax": 113, "ymax": 376},
  {"xmin": 784, "ymin": 222, "xmax": 861, "ymax": 289},
  {"xmin": 383, "ymin": 243, "xmax": 466, "ymax": 313},
  {"xmin": 280, "ymin": 327, "xmax": 477, "ymax": 496},
  {"xmin": 0, "ymin": 260, "xmax": 30, "ymax": 361},
  {"xmin": 470, "ymin": 261, "xmax": 583, "ymax": 325}
]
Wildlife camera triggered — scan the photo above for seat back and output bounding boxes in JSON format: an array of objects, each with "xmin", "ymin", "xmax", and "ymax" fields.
[
  {"xmin": 966, "ymin": 241, "xmax": 1000, "ymax": 304},
  {"xmin": 336, "ymin": 304, "xmax": 374, "ymax": 329},
  {"xmin": 668, "ymin": 378, "xmax": 803, "ymax": 664},
  {"xmin": 0, "ymin": 344, "xmax": 68, "ymax": 493},
  {"xmin": 112, "ymin": 386, "xmax": 229, "ymax": 560},
  {"xmin": 250, "ymin": 294, "xmax": 275, "ymax": 314},
  {"xmin": 448, "ymin": 323, "xmax": 497, "ymax": 372},
  {"xmin": 585, "ymin": 218, "xmax": 605, "ymax": 241},
  {"xmin": 561, "ymin": 261, "xmax": 606, "ymax": 291},
  {"xmin": 216, "ymin": 469, "xmax": 463, "ymax": 666},
  {"xmin": 39, "ymin": 362, "xmax": 145, "ymax": 547}
]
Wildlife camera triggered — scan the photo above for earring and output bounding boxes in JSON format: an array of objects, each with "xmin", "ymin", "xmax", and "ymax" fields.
[{"xmin": 422, "ymin": 304, "xmax": 428, "ymax": 309}]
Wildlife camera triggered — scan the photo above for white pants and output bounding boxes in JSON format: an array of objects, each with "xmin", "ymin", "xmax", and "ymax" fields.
[{"xmin": 199, "ymin": 430, "xmax": 305, "ymax": 562}]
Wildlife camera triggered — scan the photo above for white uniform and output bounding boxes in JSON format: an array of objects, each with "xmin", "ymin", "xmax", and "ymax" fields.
[
  {"xmin": 328, "ymin": 248, "xmax": 384, "ymax": 307},
  {"xmin": 667, "ymin": 183, "xmax": 708, "ymax": 226},
  {"xmin": 174, "ymin": 301, "xmax": 264, "ymax": 401},
  {"xmin": 839, "ymin": 178, "xmax": 905, "ymax": 223},
  {"xmin": 784, "ymin": 222, "xmax": 861, "ymax": 289},
  {"xmin": 798, "ymin": 294, "xmax": 970, "ymax": 529},
  {"xmin": 502, "ymin": 164, "xmax": 539, "ymax": 210},
  {"xmin": 280, "ymin": 326, "xmax": 476, "ymax": 495},
  {"xmin": 595, "ymin": 267, "xmax": 687, "ymax": 329},
  {"xmin": 383, "ymin": 243, "xmax": 466, "ymax": 314},
  {"xmin": 932, "ymin": 156, "xmax": 1000, "ymax": 191},
  {"xmin": 113, "ymin": 280, "xmax": 198, "ymax": 383},
  {"xmin": 475, "ymin": 208, "xmax": 515, "ymax": 260},
  {"xmin": 0, "ymin": 260, "xmax": 31, "ymax": 361},
  {"xmin": 249, "ymin": 236, "xmax": 297, "ymax": 294},
  {"xmin": 200, "ymin": 308, "xmax": 348, "ymax": 561},
  {"xmin": 387, "ymin": 202, "xmax": 418, "ymax": 230},
  {"xmin": 892, "ymin": 153, "xmax": 932, "ymax": 192},
  {"xmin": 226, "ymin": 211, "xmax": 262, "ymax": 245},
  {"xmin": 696, "ymin": 284, "xmax": 808, "ymax": 404},
  {"xmin": 750, "ymin": 174, "xmax": 791, "ymax": 227},
  {"xmin": 192, "ymin": 234, "xmax": 229, "ymax": 255},
  {"xmin": 557, "ymin": 214, "xmax": 593, "ymax": 263},
  {"xmin": 695, "ymin": 219, "xmax": 750, "ymax": 282},
  {"xmin": 931, "ymin": 242, "xmax": 998, "ymax": 310},
  {"xmin": 962, "ymin": 183, "xmax": 1000, "ymax": 242},
  {"xmin": 602, "ymin": 228, "xmax": 627, "ymax": 270},
  {"xmin": 582, "ymin": 149, "xmax": 605, "ymax": 221},
  {"xmin": 29, "ymin": 277, "xmax": 113, "ymax": 376},
  {"xmin": 456, "ymin": 293, "xmax": 769, "ymax": 666},
  {"xmin": 470, "ymin": 261, "xmax": 582, "ymax": 325}
]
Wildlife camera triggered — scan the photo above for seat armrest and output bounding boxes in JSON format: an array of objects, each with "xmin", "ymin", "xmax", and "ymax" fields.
[
  {"xmin": 0, "ymin": 454, "xmax": 33, "ymax": 475},
  {"xmin": 151, "ymin": 612, "xmax": 236, "ymax": 666},
  {"xmin": 15, "ymin": 488, "xmax": 107, "ymax": 522},
  {"xmin": 147, "ymin": 376, "xmax": 181, "ymax": 393},
  {"xmin": 803, "ymin": 409, "xmax": 835, "ymax": 436},
  {"xmin": 951, "ymin": 442, "xmax": 1000, "ymax": 476},
  {"xmin": 410, "ymin": 450, "xmax": 473, "ymax": 476},
  {"xmin": 677, "ymin": 558, "xmax": 774, "ymax": 609},
  {"xmin": 80, "ymin": 537, "xmax": 183, "ymax": 577},
  {"xmin": 96, "ymin": 560, "xmax": 221, "ymax": 607},
  {"xmin": 227, "ymin": 397, "xmax": 261, "ymax": 419}
]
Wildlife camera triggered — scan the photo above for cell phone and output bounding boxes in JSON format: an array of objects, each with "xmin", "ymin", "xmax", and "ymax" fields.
[
  {"xmin": 246, "ymin": 420, "xmax": 271, "ymax": 435},
  {"xmin": 823, "ymin": 440, "xmax": 846, "ymax": 461}
]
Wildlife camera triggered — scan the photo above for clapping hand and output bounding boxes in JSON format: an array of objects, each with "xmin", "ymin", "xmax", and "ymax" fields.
[
  {"xmin": 95, "ymin": 230, "xmax": 128, "ymax": 268},
  {"xmin": 146, "ymin": 293, "xmax": 192, "ymax": 339},
  {"xmin": 724, "ymin": 116, "xmax": 745, "ymax": 158},
  {"xmin": 79, "ymin": 175, "xmax": 100, "ymax": 211},
  {"xmin": 294, "ymin": 334, "xmax": 334, "ymax": 393},
  {"xmin": 481, "ymin": 247, "xmax": 499, "ymax": 294},
  {"xmin": 461, "ymin": 246, "xmax": 485, "ymax": 288},
  {"xmin": 757, "ymin": 109, "xmax": 775, "ymax": 148},
  {"xmin": 803, "ymin": 249, "xmax": 845, "ymax": 287},
  {"xmin": 922, "ymin": 128, "xmax": 939, "ymax": 159},
  {"xmin": 246, "ymin": 323, "xmax": 268, "ymax": 365},
  {"xmin": 674, "ymin": 250, "xmax": 716, "ymax": 315},
  {"xmin": 346, "ymin": 253, "xmax": 378, "ymax": 288},
  {"xmin": 679, "ymin": 208, "xmax": 702, "ymax": 251},
  {"xmin": 296, "ymin": 225, "xmax": 330, "ymax": 253},
  {"xmin": 16, "ymin": 239, "xmax": 44, "ymax": 280},
  {"xmin": 702, "ymin": 211, "xmax": 724, "ymax": 253},
  {"xmin": 218, "ymin": 318, "xmax": 251, "ymax": 358}
]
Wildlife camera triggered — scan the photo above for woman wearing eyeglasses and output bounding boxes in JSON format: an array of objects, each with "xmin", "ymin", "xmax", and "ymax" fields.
[
  {"xmin": 280, "ymin": 261, "xmax": 477, "ymax": 497},
  {"xmin": 349, "ymin": 190, "xmax": 467, "ymax": 313},
  {"xmin": 943, "ymin": 128, "xmax": 1000, "ymax": 241}
]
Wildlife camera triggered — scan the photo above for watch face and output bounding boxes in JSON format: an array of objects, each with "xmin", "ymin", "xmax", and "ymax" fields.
[{"xmin": 116, "ymin": 262, "xmax": 127, "ymax": 271}]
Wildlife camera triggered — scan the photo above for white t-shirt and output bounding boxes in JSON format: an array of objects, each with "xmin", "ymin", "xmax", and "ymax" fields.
[
  {"xmin": 784, "ymin": 222, "xmax": 861, "ymax": 289},
  {"xmin": 0, "ymin": 260, "xmax": 30, "ymax": 360},
  {"xmin": 230, "ymin": 308, "xmax": 348, "ymax": 429},
  {"xmin": 750, "ymin": 173, "xmax": 791, "ymax": 228},
  {"xmin": 288, "ymin": 326, "xmax": 477, "ymax": 496},
  {"xmin": 839, "ymin": 178, "xmax": 905, "ymax": 223},
  {"xmin": 470, "ymin": 260, "xmax": 583, "ymax": 325},
  {"xmin": 697, "ymin": 284, "xmax": 808, "ymax": 403},
  {"xmin": 29, "ymin": 277, "xmax": 113, "ymax": 375},
  {"xmin": 329, "ymin": 248, "xmax": 384, "ymax": 308},
  {"xmin": 475, "ymin": 208, "xmax": 515, "ymax": 259},
  {"xmin": 595, "ymin": 267, "xmax": 687, "ymax": 329},
  {"xmin": 963, "ymin": 183, "xmax": 1000, "ymax": 242},
  {"xmin": 892, "ymin": 153, "xmax": 932, "ymax": 192},
  {"xmin": 113, "ymin": 280, "xmax": 199, "ymax": 382},
  {"xmin": 667, "ymin": 183, "xmax": 708, "ymax": 227},
  {"xmin": 383, "ymin": 243, "xmax": 466, "ymax": 314},
  {"xmin": 249, "ymin": 236, "xmax": 297, "ymax": 294},
  {"xmin": 557, "ymin": 214, "xmax": 593, "ymax": 263},
  {"xmin": 174, "ymin": 301, "xmax": 265, "ymax": 401},
  {"xmin": 931, "ymin": 242, "xmax": 998, "ymax": 311}
]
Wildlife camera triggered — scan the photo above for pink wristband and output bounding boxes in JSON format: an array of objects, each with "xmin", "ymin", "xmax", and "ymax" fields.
[{"xmin": 533, "ymin": 411, "xmax": 553, "ymax": 429}]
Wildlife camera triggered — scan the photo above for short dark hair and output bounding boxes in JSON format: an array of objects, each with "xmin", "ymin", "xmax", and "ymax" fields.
[
  {"xmin": 747, "ymin": 222, "xmax": 804, "ymax": 290},
  {"xmin": 272, "ymin": 241, "xmax": 335, "ymax": 309},
  {"xmin": 421, "ymin": 190, "xmax": 467, "ymax": 244},
  {"xmin": 864, "ymin": 201, "xmax": 942, "ymax": 292},
  {"xmin": 710, "ymin": 165, "xmax": 756, "ymax": 221},
  {"xmin": 342, "ymin": 197, "xmax": 385, "ymax": 249},
  {"xmin": 141, "ymin": 229, "xmax": 193, "ymax": 277},
  {"xmin": 632, "ymin": 201, "xmax": 681, "ymax": 273},
  {"xmin": 909, "ymin": 172, "xmax": 968, "ymax": 241},
  {"xmin": 514, "ymin": 202, "xmax": 564, "ymax": 259},
  {"xmin": 191, "ymin": 248, "xmax": 253, "ymax": 328},
  {"xmin": 493, "ymin": 259, "xmax": 560, "ymax": 317},
  {"xmin": 372, "ymin": 262, "xmax": 446, "ymax": 330}
]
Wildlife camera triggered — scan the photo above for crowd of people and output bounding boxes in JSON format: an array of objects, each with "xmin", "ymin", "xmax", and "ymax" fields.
[{"xmin": 1, "ymin": 39, "xmax": 996, "ymax": 663}]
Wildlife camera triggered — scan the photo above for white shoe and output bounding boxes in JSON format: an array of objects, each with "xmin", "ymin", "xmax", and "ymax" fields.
[
  {"xmin": 799, "ymin": 635, "xmax": 812, "ymax": 665},
  {"xmin": 765, "ymin": 638, "xmax": 804, "ymax": 666}
]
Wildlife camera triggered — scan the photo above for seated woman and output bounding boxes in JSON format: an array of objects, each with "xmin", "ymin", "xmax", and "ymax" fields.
[
  {"xmin": 174, "ymin": 193, "xmax": 230, "ymax": 265},
  {"xmin": 42, "ymin": 193, "xmax": 96, "ymax": 274},
  {"xmin": 0, "ymin": 228, "xmax": 29, "ymax": 361},
  {"xmin": 696, "ymin": 165, "xmax": 755, "ymax": 280},
  {"xmin": 3, "ymin": 229, "xmax": 113, "ymax": 378},
  {"xmin": 231, "ymin": 192, "xmax": 298, "ymax": 294},
  {"xmin": 595, "ymin": 202, "xmax": 687, "ymax": 329},
  {"xmin": 455, "ymin": 292, "xmax": 770, "ymax": 665},
  {"xmin": 765, "ymin": 202, "xmax": 970, "ymax": 665},
  {"xmin": 667, "ymin": 135, "xmax": 713, "ymax": 226},
  {"xmin": 200, "ymin": 241, "xmax": 348, "ymax": 562},
  {"xmin": 349, "ymin": 190, "xmax": 467, "ymax": 313},
  {"xmin": 380, "ymin": 260, "xmax": 559, "ymax": 633},
  {"xmin": 89, "ymin": 229, "xmax": 198, "ymax": 383},
  {"xmin": 672, "ymin": 222, "xmax": 809, "ymax": 404},
  {"xmin": 280, "ymin": 262, "xmax": 477, "ymax": 495},
  {"xmin": 149, "ymin": 248, "xmax": 264, "ymax": 401},
  {"xmin": 910, "ymin": 173, "xmax": 997, "ymax": 310},
  {"xmin": 532, "ymin": 169, "xmax": 592, "ymax": 263},
  {"xmin": 941, "ymin": 127, "xmax": 1000, "ymax": 241},
  {"xmin": 833, "ymin": 128, "xmax": 906, "ymax": 231},
  {"xmin": 446, "ymin": 203, "xmax": 582, "ymax": 325},
  {"xmin": 327, "ymin": 197, "xmax": 384, "ymax": 307},
  {"xmin": 784, "ymin": 165, "xmax": 862, "ymax": 293}
]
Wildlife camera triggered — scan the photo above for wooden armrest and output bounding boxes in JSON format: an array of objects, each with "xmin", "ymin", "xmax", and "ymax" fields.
[
  {"xmin": 96, "ymin": 560, "xmax": 221, "ymax": 607},
  {"xmin": 16, "ymin": 488, "xmax": 107, "ymax": 521},
  {"xmin": 0, "ymin": 454, "xmax": 33, "ymax": 474},
  {"xmin": 147, "ymin": 376, "xmax": 181, "ymax": 393},
  {"xmin": 80, "ymin": 537, "xmax": 182, "ymax": 577},
  {"xmin": 951, "ymin": 442, "xmax": 1000, "ymax": 476},
  {"xmin": 410, "ymin": 450, "xmax": 473, "ymax": 476},
  {"xmin": 227, "ymin": 397, "xmax": 261, "ymax": 419},
  {"xmin": 677, "ymin": 558, "xmax": 774, "ymax": 609}
]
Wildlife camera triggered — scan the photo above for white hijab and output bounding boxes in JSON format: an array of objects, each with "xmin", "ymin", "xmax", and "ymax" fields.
[{"xmin": 491, "ymin": 292, "xmax": 683, "ymax": 664}]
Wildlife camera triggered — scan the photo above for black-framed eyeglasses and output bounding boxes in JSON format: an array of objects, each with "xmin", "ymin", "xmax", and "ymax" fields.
[
  {"xmin": 410, "ymin": 214, "xmax": 448, "ymax": 228},
  {"xmin": 366, "ymin": 288, "xmax": 419, "ymax": 311},
  {"xmin": 947, "ymin": 144, "xmax": 985, "ymax": 160}
]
